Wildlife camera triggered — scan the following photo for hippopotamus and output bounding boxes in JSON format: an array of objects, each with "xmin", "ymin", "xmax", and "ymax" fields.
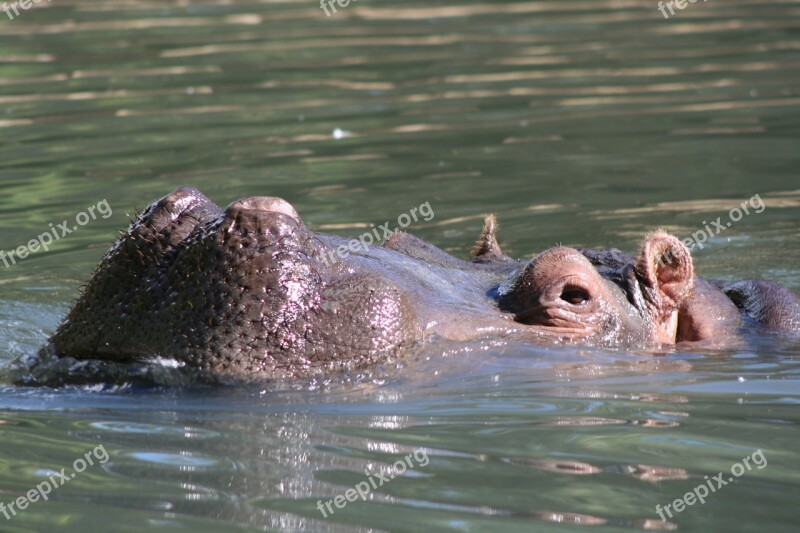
[{"xmin": 35, "ymin": 188, "xmax": 800, "ymax": 382}]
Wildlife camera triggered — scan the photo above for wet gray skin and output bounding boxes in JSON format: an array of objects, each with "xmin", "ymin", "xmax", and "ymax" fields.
[{"xmin": 32, "ymin": 188, "xmax": 800, "ymax": 383}]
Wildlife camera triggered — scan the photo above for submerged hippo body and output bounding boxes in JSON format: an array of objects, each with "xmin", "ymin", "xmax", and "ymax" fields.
[{"xmin": 38, "ymin": 188, "xmax": 800, "ymax": 382}]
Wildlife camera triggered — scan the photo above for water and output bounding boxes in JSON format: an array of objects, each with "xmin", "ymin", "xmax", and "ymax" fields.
[{"xmin": 1, "ymin": 0, "xmax": 799, "ymax": 531}]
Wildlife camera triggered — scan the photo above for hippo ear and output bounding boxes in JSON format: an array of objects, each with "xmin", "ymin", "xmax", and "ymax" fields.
[
  {"xmin": 471, "ymin": 214, "xmax": 504, "ymax": 260},
  {"xmin": 636, "ymin": 231, "xmax": 694, "ymax": 342}
]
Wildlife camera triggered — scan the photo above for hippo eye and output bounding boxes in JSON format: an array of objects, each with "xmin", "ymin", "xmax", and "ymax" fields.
[{"xmin": 561, "ymin": 287, "xmax": 590, "ymax": 305}]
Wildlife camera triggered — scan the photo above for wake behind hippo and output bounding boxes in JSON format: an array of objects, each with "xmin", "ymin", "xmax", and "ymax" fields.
[{"xmin": 30, "ymin": 188, "xmax": 800, "ymax": 383}]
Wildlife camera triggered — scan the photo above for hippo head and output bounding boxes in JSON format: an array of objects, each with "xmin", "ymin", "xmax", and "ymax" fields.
[{"xmin": 495, "ymin": 233, "xmax": 694, "ymax": 346}]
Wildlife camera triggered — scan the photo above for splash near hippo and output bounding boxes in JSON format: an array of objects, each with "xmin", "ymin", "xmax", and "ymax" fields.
[{"xmin": 29, "ymin": 188, "xmax": 800, "ymax": 383}]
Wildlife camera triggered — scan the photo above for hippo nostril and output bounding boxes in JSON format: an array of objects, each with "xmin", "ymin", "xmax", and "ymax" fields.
[
  {"xmin": 560, "ymin": 286, "xmax": 591, "ymax": 305},
  {"xmin": 226, "ymin": 196, "xmax": 300, "ymax": 222},
  {"xmin": 219, "ymin": 196, "xmax": 308, "ymax": 237}
]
